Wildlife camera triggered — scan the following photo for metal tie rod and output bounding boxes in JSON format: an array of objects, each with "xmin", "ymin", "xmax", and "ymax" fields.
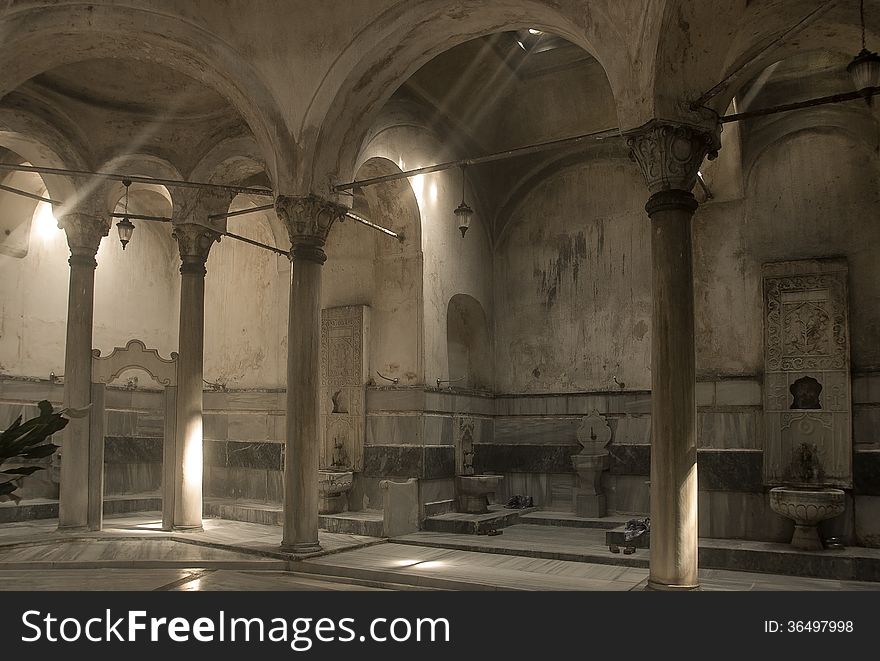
[
  {"xmin": 109, "ymin": 212, "xmax": 289, "ymax": 257},
  {"xmin": 0, "ymin": 182, "xmax": 62, "ymax": 205},
  {"xmin": 344, "ymin": 211, "xmax": 403, "ymax": 241},
  {"xmin": 333, "ymin": 127, "xmax": 621, "ymax": 191},
  {"xmin": 0, "ymin": 162, "xmax": 274, "ymax": 197}
]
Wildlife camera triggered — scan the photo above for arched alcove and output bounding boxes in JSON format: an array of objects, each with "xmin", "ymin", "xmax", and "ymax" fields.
[
  {"xmin": 324, "ymin": 157, "xmax": 424, "ymax": 385},
  {"xmin": 446, "ymin": 294, "xmax": 492, "ymax": 391},
  {"xmin": 93, "ymin": 180, "xmax": 178, "ymax": 361}
]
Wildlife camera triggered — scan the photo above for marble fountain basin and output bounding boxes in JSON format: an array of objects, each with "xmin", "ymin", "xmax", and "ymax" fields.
[
  {"xmin": 318, "ymin": 470, "xmax": 354, "ymax": 514},
  {"xmin": 455, "ymin": 474, "xmax": 504, "ymax": 514},
  {"xmin": 769, "ymin": 487, "xmax": 845, "ymax": 551}
]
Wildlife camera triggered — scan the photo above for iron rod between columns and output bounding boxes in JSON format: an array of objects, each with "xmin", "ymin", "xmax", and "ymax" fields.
[
  {"xmin": 344, "ymin": 211, "xmax": 403, "ymax": 241},
  {"xmin": 0, "ymin": 162, "xmax": 274, "ymax": 197},
  {"xmin": 333, "ymin": 127, "xmax": 621, "ymax": 191},
  {"xmin": 0, "ymin": 182, "xmax": 62, "ymax": 205},
  {"xmin": 719, "ymin": 86, "xmax": 880, "ymax": 123},
  {"xmin": 109, "ymin": 213, "xmax": 289, "ymax": 257},
  {"xmin": 208, "ymin": 203, "xmax": 276, "ymax": 220}
]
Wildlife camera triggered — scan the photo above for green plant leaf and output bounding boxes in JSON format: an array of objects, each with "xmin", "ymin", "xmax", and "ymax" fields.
[
  {"xmin": 20, "ymin": 444, "xmax": 58, "ymax": 459},
  {"xmin": 1, "ymin": 466, "xmax": 43, "ymax": 476}
]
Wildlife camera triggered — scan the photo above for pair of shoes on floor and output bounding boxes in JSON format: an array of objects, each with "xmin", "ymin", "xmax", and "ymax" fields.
[{"xmin": 504, "ymin": 495, "xmax": 534, "ymax": 509}]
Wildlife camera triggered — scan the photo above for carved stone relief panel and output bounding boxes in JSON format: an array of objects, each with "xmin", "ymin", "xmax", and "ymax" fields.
[
  {"xmin": 762, "ymin": 259, "xmax": 851, "ymax": 487},
  {"xmin": 454, "ymin": 416, "xmax": 476, "ymax": 476},
  {"xmin": 320, "ymin": 305, "xmax": 370, "ymax": 472}
]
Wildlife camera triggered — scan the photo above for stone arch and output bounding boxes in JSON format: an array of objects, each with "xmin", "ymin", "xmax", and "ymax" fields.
[
  {"xmin": 446, "ymin": 294, "xmax": 493, "ymax": 391},
  {"xmin": 0, "ymin": 3, "xmax": 290, "ymax": 188},
  {"xmin": 301, "ymin": 0, "xmax": 632, "ymax": 192},
  {"xmin": 189, "ymin": 136, "xmax": 269, "ymax": 186},
  {"xmin": 0, "ymin": 107, "xmax": 86, "ymax": 202},
  {"xmin": 650, "ymin": 0, "xmax": 880, "ymax": 121}
]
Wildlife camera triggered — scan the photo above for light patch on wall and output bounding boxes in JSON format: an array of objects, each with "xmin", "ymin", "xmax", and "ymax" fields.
[
  {"xmin": 32, "ymin": 202, "xmax": 60, "ymax": 240},
  {"xmin": 411, "ymin": 174, "xmax": 425, "ymax": 207},
  {"xmin": 429, "ymin": 180, "xmax": 438, "ymax": 203}
]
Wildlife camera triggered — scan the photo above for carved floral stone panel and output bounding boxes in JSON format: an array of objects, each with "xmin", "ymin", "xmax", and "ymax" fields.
[
  {"xmin": 762, "ymin": 259, "xmax": 851, "ymax": 487},
  {"xmin": 320, "ymin": 305, "xmax": 370, "ymax": 472}
]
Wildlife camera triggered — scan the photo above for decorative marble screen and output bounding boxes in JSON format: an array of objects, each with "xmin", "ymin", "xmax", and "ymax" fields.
[
  {"xmin": 762, "ymin": 259, "xmax": 852, "ymax": 487},
  {"xmin": 320, "ymin": 305, "xmax": 370, "ymax": 472}
]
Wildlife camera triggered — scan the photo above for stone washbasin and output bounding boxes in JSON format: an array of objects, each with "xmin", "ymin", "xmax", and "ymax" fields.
[
  {"xmin": 769, "ymin": 486, "xmax": 845, "ymax": 551},
  {"xmin": 318, "ymin": 470, "xmax": 354, "ymax": 514},
  {"xmin": 455, "ymin": 474, "xmax": 503, "ymax": 514}
]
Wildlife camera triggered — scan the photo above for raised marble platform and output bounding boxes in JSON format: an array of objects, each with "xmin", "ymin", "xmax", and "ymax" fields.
[
  {"xmin": 203, "ymin": 498, "xmax": 385, "ymax": 537},
  {"xmin": 0, "ymin": 494, "xmax": 162, "ymax": 524},
  {"xmin": 423, "ymin": 505, "xmax": 539, "ymax": 534},
  {"xmin": 393, "ymin": 524, "xmax": 880, "ymax": 581}
]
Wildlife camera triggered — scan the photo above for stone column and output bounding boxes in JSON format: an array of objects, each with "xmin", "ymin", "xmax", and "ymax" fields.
[
  {"xmin": 275, "ymin": 194, "xmax": 347, "ymax": 552},
  {"xmin": 57, "ymin": 211, "xmax": 109, "ymax": 530},
  {"xmin": 626, "ymin": 120, "xmax": 720, "ymax": 590},
  {"xmin": 169, "ymin": 223, "xmax": 220, "ymax": 529}
]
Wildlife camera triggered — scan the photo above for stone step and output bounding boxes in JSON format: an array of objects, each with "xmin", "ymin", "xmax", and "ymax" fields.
[
  {"xmin": 203, "ymin": 499, "xmax": 385, "ymax": 537},
  {"xmin": 519, "ymin": 510, "xmax": 633, "ymax": 530},
  {"xmin": 423, "ymin": 506, "xmax": 538, "ymax": 534},
  {"xmin": 0, "ymin": 494, "xmax": 161, "ymax": 524}
]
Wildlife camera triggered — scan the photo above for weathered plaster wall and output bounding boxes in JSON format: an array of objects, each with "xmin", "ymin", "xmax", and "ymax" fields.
[
  {"xmin": 694, "ymin": 130, "xmax": 880, "ymax": 376},
  {"xmin": 204, "ymin": 212, "xmax": 287, "ymax": 389},
  {"xmin": 0, "ymin": 203, "xmax": 180, "ymax": 378},
  {"xmin": 494, "ymin": 157, "xmax": 649, "ymax": 393}
]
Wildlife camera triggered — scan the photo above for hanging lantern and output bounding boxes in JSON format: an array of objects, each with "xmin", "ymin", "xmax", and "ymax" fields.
[
  {"xmin": 454, "ymin": 200, "xmax": 473, "ymax": 238},
  {"xmin": 116, "ymin": 216, "xmax": 134, "ymax": 249},
  {"xmin": 848, "ymin": 0, "xmax": 880, "ymax": 104},
  {"xmin": 116, "ymin": 179, "xmax": 135, "ymax": 250},
  {"xmin": 454, "ymin": 166, "xmax": 474, "ymax": 238}
]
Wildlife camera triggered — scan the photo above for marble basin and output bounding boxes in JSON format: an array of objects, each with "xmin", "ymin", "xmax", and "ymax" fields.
[
  {"xmin": 318, "ymin": 470, "xmax": 354, "ymax": 514},
  {"xmin": 456, "ymin": 474, "xmax": 503, "ymax": 514},
  {"xmin": 769, "ymin": 487, "xmax": 845, "ymax": 551}
]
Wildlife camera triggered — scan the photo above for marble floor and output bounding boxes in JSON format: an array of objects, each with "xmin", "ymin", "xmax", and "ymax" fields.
[{"xmin": 1, "ymin": 512, "xmax": 878, "ymax": 591}]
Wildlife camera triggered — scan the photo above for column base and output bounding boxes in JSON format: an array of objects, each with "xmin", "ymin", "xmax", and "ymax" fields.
[
  {"xmin": 280, "ymin": 542, "xmax": 323, "ymax": 554},
  {"xmin": 646, "ymin": 580, "xmax": 701, "ymax": 591},
  {"xmin": 57, "ymin": 525, "xmax": 89, "ymax": 533},
  {"xmin": 164, "ymin": 525, "xmax": 204, "ymax": 533}
]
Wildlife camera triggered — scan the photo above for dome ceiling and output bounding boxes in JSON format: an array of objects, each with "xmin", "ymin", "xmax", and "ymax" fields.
[{"xmin": 30, "ymin": 58, "xmax": 232, "ymax": 119}]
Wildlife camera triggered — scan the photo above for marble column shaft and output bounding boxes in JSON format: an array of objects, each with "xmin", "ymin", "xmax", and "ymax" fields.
[
  {"xmin": 275, "ymin": 194, "xmax": 347, "ymax": 552},
  {"xmin": 57, "ymin": 212, "xmax": 108, "ymax": 530},
  {"xmin": 170, "ymin": 223, "xmax": 220, "ymax": 529},
  {"xmin": 626, "ymin": 120, "xmax": 720, "ymax": 590}
]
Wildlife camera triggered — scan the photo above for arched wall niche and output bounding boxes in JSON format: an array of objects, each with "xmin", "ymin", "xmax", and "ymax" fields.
[{"xmin": 446, "ymin": 293, "xmax": 492, "ymax": 391}]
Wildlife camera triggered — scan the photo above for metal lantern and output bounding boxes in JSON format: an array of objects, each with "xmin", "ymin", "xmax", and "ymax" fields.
[
  {"xmin": 116, "ymin": 216, "xmax": 134, "ymax": 250},
  {"xmin": 117, "ymin": 179, "xmax": 134, "ymax": 249},
  {"xmin": 454, "ymin": 200, "xmax": 473, "ymax": 238},
  {"xmin": 849, "ymin": 0, "xmax": 880, "ymax": 104},
  {"xmin": 454, "ymin": 166, "xmax": 473, "ymax": 238}
]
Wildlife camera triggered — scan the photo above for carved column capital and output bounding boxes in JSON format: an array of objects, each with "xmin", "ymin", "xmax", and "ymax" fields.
[
  {"xmin": 172, "ymin": 223, "xmax": 221, "ymax": 275},
  {"xmin": 624, "ymin": 120, "xmax": 721, "ymax": 195},
  {"xmin": 57, "ymin": 212, "xmax": 109, "ymax": 266},
  {"xmin": 275, "ymin": 194, "xmax": 348, "ymax": 264}
]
